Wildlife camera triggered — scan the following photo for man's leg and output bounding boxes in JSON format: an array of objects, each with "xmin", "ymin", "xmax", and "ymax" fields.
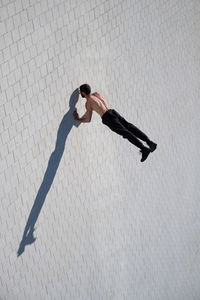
[
  {"xmin": 104, "ymin": 117, "xmax": 145, "ymax": 149},
  {"xmin": 105, "ymin": 119, "xmax": 151, "ymax": 162},
  {"xmin": 112, "ymin": 109, "xmax": 149, "ymax": 142},
  {"xmin": 112, "ymin": 109, "xmax": 157, "ymax": 152}
]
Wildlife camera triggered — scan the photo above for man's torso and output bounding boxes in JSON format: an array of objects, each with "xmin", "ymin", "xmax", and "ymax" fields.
[{"xmin": 86, "ymin": 92, "xmax": 110, "ymax": 117}]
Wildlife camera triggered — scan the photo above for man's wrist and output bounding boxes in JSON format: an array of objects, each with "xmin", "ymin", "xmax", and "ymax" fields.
[{"xmin": 77, "ymin": 117, "xmax": 88, "ymax": 123}]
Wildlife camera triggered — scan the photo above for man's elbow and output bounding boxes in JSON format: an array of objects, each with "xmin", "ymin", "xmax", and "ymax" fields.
[
  {"xmin": 83, "ymin": 118, "xmax": 90, "ymax": 123},
  {"xmin": 87, "ymin": 116, "xmax": 92, "ymax": 123}
]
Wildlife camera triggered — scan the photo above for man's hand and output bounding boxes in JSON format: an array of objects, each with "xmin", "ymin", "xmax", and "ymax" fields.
[
  {"xmin": 73, "ymin": 110, "xmax": 89, "ymax": 123},
  {"xmin": 73, "ymin": 110, "xmax": 79, "ymax": 121}
]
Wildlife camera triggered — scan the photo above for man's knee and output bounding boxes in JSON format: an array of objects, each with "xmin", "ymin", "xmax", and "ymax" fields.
[{"xmin": 122, "ymin": 130, "xmax": 132, "ymax": 139}]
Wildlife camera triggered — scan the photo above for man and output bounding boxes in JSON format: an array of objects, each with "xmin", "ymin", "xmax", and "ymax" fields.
[{"xmin": 73, "ymin": 84, "xmax": 157, "ymax": 162}]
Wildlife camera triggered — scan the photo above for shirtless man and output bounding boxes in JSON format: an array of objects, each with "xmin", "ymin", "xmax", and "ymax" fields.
[{"xmin": 73, "ymin": 84, "xmax": 157, "ymax": 162}]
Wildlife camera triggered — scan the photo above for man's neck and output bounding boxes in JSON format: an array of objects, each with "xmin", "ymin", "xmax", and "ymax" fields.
[{"xmin": 85, "ymin": 94, "xmax": 91, "ymax": 99}]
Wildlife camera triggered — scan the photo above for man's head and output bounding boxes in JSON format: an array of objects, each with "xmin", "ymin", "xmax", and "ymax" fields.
[{"xmin": 79, "ymin": 84, "xmax": 91, "ymax": 98}]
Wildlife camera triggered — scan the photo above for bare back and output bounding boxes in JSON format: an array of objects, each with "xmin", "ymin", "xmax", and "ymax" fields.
[{"xmin": 86, "ymin": 92, "xmax": 110, "ymax": 117}]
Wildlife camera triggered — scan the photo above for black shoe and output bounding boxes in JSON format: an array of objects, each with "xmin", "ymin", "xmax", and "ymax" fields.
[
  {"xmin": 146, "ymin": 140, "xmax": 157, "ymax": 152},
  {"xmin": 140, "ymin": 147, "xmax": 151, "ymax": 162}
]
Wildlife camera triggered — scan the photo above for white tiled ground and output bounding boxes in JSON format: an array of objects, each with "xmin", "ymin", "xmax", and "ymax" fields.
[{"xmin": 0, "ymin": 0, "xmax": 200, "ymax": 299}]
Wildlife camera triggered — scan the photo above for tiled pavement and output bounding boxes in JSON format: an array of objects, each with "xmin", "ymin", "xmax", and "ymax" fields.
[{"xmin": 0, "ymin": 0, "xmax": 200, "ymax": 299}]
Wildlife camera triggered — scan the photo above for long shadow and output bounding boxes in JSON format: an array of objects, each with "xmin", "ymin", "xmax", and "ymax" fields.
[{"xmin": 17, "ymin": 88, "xmax": 81, "ymax": 257}]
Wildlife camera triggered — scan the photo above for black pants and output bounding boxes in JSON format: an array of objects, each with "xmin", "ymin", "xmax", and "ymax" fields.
[{"xmin": 101, "ymin": 109, "xmax": 149, "ymax": 149}]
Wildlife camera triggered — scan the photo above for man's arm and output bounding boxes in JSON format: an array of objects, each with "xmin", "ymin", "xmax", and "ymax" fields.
[
  {"xmin": 73, "ymin": 111, "xmax": 88, "ymax": 122},
  {"xmin": 76, "ymin": 116, "xmax": 89, "ymax": 123},
  {"xmin": 73, "ymin": 102, "xmax": 93, "ymax": 123},
  {"xmin": 73, "ymin": 111, "xmax": 92, "ymax": 123}
]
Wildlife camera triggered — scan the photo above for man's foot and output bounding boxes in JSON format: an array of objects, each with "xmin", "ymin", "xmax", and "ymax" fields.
[
  {"xmin": 146, "ymin": 140, "xmax": 157, "ymax": 152},
  {"xmin": 140, "ymin": 147, "xmax": 151, "ymax": 162}
]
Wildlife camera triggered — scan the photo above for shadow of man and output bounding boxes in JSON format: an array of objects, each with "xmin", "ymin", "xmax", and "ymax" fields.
[{"xmin": 17, "ymin": 88, "xmax": 80, "ymax": 257}]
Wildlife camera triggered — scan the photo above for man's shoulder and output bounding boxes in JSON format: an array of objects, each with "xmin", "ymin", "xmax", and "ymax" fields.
[
  {"xmin": 92, "ymin": 92, "xmax": 104, "ymax": 99},
  {"xmin": 85, "ymin": 99, "xmax": 92, "ymax": 110}
]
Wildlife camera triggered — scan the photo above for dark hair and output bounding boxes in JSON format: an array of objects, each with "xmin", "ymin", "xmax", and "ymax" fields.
[{"xmin": 80, "ymin": 84, "xmax": 91, "ymax": 95}]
